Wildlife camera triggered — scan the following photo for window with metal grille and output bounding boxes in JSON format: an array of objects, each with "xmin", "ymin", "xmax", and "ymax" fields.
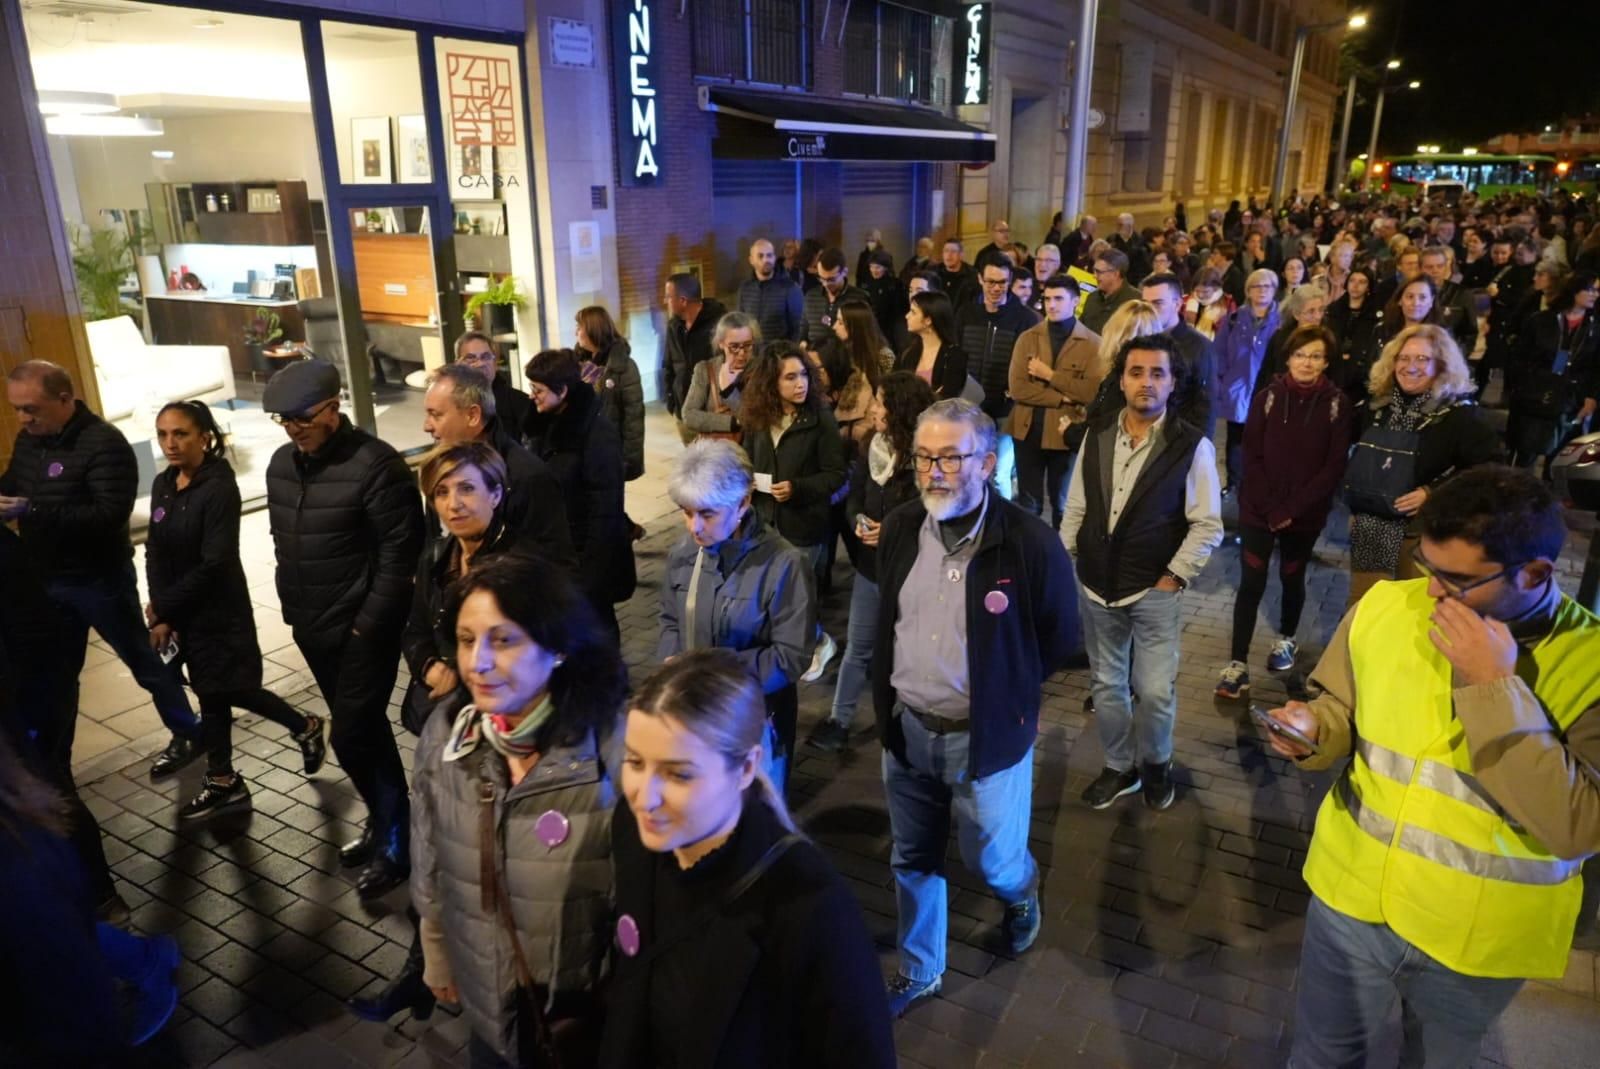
[
  {"xmin": 841, "ymin": 2, "xmax": 945, "ymax": 105},
  {"xmin": 693, "ymin": 0, "xmax": 811, "ymax": 88}
]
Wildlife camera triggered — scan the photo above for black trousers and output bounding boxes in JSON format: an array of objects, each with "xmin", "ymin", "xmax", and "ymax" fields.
[
  {"xmin": 199, "ymin": 689, "xmax": 309, "ymax": 776},
  {"xmin": 1225, "ymin": 421, "xmax": 1248, "ymax": 493},
  {"xmin": 294, "ymin": 627, "xmax": 408, "ymax": 832},
  {"xmin": 1014, "ymin": 440, "xmax": 1075, "ymax": 529},
  {"xmin": 1232, "ymin": 526, "xmax": 1319, "ymax": 663}
]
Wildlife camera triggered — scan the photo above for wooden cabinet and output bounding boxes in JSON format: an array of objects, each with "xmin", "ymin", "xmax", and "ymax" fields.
[
  {"xmin": 192, "ymin": 181, "xmax": 312, "ymax": 246},
  {"xmin": 147, "ymin": 298, "xmax": 305, "ymax": 376}
]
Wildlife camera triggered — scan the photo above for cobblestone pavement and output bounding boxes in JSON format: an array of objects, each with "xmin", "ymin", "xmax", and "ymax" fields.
[{"xmin": 67, "ymin": 414, "xmax": 1600, "ymax": 1069}]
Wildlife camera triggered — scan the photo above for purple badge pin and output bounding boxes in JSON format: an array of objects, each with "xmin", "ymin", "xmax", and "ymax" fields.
[
  {"xmin": 47, "ymin": 462, "xmax": 64, "ymax": 478},
  {"xmin": 984, "ymin": 590, "xmax": 1010, "ymax": 615},
  {"xmin": 152, "ymin": 507, "xmax": 167, "ymax": 524},
  {"xmin": 534, "ymin": 809, "xmax": 570, "ymax": 848},
  {"xmin": 616, "ymin": 914, "xmax": 641, "ymax": 957}
]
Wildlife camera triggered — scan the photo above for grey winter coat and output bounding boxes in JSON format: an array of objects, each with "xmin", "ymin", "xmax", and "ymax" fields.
[
  {"xmin": 411, "ymin": 702, "xmax": 620, "ymax": 1065},
  {"xmin": 658, "ymin": 511, "xmax": 816, "ymax": 696}
]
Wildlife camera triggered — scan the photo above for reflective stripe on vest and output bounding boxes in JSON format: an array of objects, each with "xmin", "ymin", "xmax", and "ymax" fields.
[
  {"xmin": 1356, "ymin": 738, "xmax": 1522, "ymax": 828},
  {"xmin": 1337, "ymin": 774, "xmax": 1578, "ymax": 886}
]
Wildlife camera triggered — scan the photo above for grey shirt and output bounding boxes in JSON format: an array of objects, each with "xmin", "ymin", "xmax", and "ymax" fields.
[{"xmin": 889, "ymin": 491, "xmax": 990, "ymax": 719}]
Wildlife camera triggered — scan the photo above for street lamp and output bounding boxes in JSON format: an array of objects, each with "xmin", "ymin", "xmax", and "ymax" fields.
[
  {"xmin": 1362, "ymin": 77, "xmax": 1422, "ymax": 191},
  {"xmin": 1271, "ymin": 13, "xmax": 1368, "ymax": 206}
]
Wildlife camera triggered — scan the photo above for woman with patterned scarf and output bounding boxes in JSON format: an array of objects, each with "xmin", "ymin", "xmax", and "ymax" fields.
[{"xmin": 410, "ymin": 554, "xmax": 627, "ymax": 1068}]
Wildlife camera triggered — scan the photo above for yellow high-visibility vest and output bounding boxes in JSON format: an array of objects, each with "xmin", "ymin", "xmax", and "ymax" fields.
[{"xmin": 1303, "ymin": 578, "xmax": 1600, "ymax": 979}]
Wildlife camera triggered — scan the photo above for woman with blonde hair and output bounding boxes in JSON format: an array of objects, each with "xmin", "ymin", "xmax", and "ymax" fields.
[
  {"xmin": 601, "ymin": 650, "xmax": 895, "ymax": 1069},
  {"xmin": 1342, "ymin": 324, "xmax": 1502, "ymax": 605}
]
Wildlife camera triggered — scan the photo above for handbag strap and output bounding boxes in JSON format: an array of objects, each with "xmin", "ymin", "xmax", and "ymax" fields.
[
  {"xmin": 479, "ymin": 766, "xmax": 562, "ymax": 1068},
  {"xmin": 627, "ymin": 831, "xmax": 806, "ymax": 973}
]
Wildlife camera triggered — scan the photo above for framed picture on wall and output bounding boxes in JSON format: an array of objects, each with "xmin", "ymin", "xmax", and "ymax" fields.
[
  {"xmin": 351, "ymin": 116, "xmax": 391, "ymax": 184},
  {"xmin": 452, "ymin": 142, "xmax": 496, "ymax": 200},
  {"xmin": 395, "ymin": 115, "xmax": 430, "ymax": 183}
]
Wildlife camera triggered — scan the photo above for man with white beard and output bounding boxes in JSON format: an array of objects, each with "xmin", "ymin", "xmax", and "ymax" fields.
[{"xmin": 869, "ymin": 398, "xmax": 1080, "ymax": 1017}]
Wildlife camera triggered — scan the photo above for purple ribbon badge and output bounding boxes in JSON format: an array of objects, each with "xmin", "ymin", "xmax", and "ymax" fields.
[
  {"xmin": 152, "ymin": 507, "xmax": 167, "ymax": 524},
  {"xmin": 534, "ymin": 809, "xmax": 570, "ymax": 849},
  {"xmin": 984, "ymin": 589, "xmax": 1010, "ymax": 615},
  {"xmin": 47, "ymin": 462, "xmax": 64, "ymax": 478},
  {"xmin": 616, "ymin": 914, "xmax": 641, "ymax": 957}
]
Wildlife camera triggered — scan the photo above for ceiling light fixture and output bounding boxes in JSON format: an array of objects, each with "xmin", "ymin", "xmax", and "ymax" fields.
[
  {"xmin": 45, "ymin": 114, "xmax": 165, "ymax": 137},
  {"xmin": 151, "ymin": 149, "xmax": 175, "ymax": 159},
  {"xmin": 36, "ymin": 90, "xmax": 119, "ymax": 116}
]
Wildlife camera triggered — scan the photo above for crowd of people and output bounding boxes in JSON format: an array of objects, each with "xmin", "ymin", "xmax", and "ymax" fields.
[{"xmin": 4, "ymin": 183, "xmax": 1600, "ymax": 1068}]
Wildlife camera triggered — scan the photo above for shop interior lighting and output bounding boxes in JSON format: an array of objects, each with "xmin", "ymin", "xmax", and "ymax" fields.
[
  {"xmin": 36, "ymin": 90, "xmax": 119, "ymax": 116},
  {"xmin": 45, "ymin": 114, "xmax": 165, "ymax": 137}
]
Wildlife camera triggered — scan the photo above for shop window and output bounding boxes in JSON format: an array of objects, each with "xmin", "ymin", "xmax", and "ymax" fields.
[{"xmin": 694, "ymin": 0, "xmax": 811, "ymax": 88}]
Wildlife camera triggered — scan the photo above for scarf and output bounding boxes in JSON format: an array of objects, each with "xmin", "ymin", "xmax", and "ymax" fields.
[
  {"xmin": 867, "ymin": 431, "xmax": 898, "ymax": 486},
  {"xmin": 442, "ymin": 696, "xmax": 556, "ymax": 762}
]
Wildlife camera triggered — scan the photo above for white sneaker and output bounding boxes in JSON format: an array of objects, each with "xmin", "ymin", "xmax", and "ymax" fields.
[{"xmin": 801, "ymin": 631, "xmax": 838, "ymax": 683}]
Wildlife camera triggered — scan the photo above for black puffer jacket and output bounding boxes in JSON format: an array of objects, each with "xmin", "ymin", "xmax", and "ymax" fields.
[
  {"xmin": 402, "ymin": 519, "xmax": 543, "ymax": 681},
  {"xmin": 265, "ymin": 417, "xmax": 424, "ymax": 646},
  {"xmin": 585, "ymin": 338, "xmax": 647, "ymax": 481},
  {"xmin": 956, "ymin": 296, "xmax": 1041, "ymax": 422},
  {"xmin": 523, "ymin": 381, "xmax": 637, "ymax": 605},
  {"xmin": 0, "ymin": 401, "xmax": 136, "ymax": 579},
  {"xmin": 742, "ymin": 406, "xmax": 847, "ymax": 549},
  {"xmin": 485, "ymin": 419, "xmax": 574, "ymax": 565},
  {"xmin": 145, "ymin": 458, "xmax": 263, "ymax": 695}
]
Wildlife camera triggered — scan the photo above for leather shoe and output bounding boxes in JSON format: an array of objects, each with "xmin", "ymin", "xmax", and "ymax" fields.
[
  {"xmin": 348, "ymin": 963, "xmax": 435, "ymax": 1022},
  {"xmin": 150, "ymin": 736, "xmax": 201, "ymax": 778},
  {"xmin": 339, "ymin": 824, "xmax": 377, "ymax": 868},
  {"xmin": 356, "ymin": 851, "xmax": 410, "ymax": 900}
]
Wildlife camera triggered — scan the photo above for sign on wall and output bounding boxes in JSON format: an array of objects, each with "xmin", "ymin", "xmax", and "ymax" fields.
[
  {"xmin": 953, "ymin": 2, "xmax": 991, "ymax": 107},
  {"xmin": 548, "ymin": 18, "xmax": 596, "ymax": 69},
  {"xmin": 610, "ymin": 0, "xmax": 663, "ymax": 186}
]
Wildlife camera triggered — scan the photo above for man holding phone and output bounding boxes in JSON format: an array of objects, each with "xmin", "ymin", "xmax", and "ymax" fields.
[{"xmin": 1264, "ymin": 466, "xmax": 1600, "ymax": 1068}]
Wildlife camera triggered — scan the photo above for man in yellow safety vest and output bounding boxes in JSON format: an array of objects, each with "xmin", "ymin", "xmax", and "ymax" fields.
[{"xmin": 1264, "ymin": 465, "xmax": 1600, "ymax": 1068}]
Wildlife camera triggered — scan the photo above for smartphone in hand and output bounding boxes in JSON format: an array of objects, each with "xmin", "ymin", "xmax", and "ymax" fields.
[{"xmin": 1250, "ymin": 703, "xmax": 1321, "ymax": 755}]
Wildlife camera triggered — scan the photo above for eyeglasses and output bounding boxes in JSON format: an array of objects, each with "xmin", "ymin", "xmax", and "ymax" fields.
[
  {"xmin": 1395, "ymin": 354, "xmax": 1435, "ymax": 368},
  {"xmin": 1409, "ymin": 544, "xmax": 1524, "ymax": 599},
  {"xmin": 1093, "ymin": 267, "xmax": 1117, "ymax": 276},
  {"xmin": 911, "ymin": 452, "xmax": 978, "ymax": 474},
  {"xmin": 725, "ymin": 341, "xmax": 754, "ymax": 353},
  {"xmin": 981, "ymin": 277, "xmax": 1009, "ymax": 287},
  {"xmin": 270, "ymin": 398, "xmax": 336, "ymax": 428}
]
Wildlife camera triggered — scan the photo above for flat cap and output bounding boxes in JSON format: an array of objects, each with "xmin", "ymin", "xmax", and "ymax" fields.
[{"xmin": 262, "ymin": 359, "xmax": 341, "ymax": 414}]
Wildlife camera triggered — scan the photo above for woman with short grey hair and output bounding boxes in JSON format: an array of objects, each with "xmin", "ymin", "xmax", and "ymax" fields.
[
  {"xmin": 681, "ymin": 312, "xmax": 761, "ymax": 440},
  {"xmin": 659, "ymin": 439, "xmax": 816, "ymax": 795}
]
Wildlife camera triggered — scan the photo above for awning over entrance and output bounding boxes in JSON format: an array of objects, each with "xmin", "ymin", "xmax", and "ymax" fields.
[{"xmin": 701, "ymin": 87, "xmax": 996, "ymax": 164}]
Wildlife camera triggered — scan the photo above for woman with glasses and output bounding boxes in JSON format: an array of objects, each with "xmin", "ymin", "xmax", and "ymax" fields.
[
  {"xmin": 1214, "ymin": 268, "xmax": 1283, "ymax": 495},
  {"xmin": 1507, "ymin": 270, "xmax": 1600, "ymax": 470},
  {"xmin": 454, "ymin": 331, "xmax": 529, "ymax": 433},
  {"xmin": 659, "ymin": 439, "xmax": 816, "ymax": 795},
  {"xmin": 146, "ymin": 400, "xmax": 326, "ymax": 820},
  {"xmin": 1217, "ymin": 326, "xmax": 1352, "ymax": 699},
  {"xmin": 682, "ymin": 312, "xmax": 761, "ymax": 442},
  {"xmin": 895, "ymin": 290, "xmax": 968, "ymax": 399},
  {"xmin": 1344, "ymin": 325, "xmax": 1502, "ymax": 607},
  {"xmin": 601, "ymin": 650, "xmax": 895, "ymax": 1069}
]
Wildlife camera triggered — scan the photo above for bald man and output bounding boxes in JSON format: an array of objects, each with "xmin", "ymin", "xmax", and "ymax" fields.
[
  {"xmin": 737, "ymin": 238, "xmax": 803, "ymax": 342},
  {"xmin": 975, "ymin": 219, "xmax": 1015, "ymax": 271}
]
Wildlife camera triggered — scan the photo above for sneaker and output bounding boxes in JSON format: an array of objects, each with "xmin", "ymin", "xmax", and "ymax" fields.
[
  {"xmin": 178, "ymin": 774, "xmax": 252, "ymax": 820},
  {"xmin": 1267, "ymin": 637, "xmax": 1298, "ymax": 673},
  {"xmin": 295, "ymin": 714, "xmax": 327, "ymax": 775},
  {"xmin": 1003, "ymin": 894, "xmax": 1042, "ymax": 954},
  {"xmin": 1083, "ymin": 694, "xmax": 1095, "ymax": 713},
  {"xmin": 1081, "ymin": 767, "xmax": 1142, "ymax": 810},
  {"xmin": 1216, "ymin": 661, "xmax": 1251, "ymax": 699},
  {"xmin": 149, "ymin": 736, "xmax": 201, "ymax": 778},
  {"xmin": 804, "ymin": 718, "xmax": 851, "ymax": 753},
  {"xmin": 1142, "ymin": 760, "xmax": 1176, "ymax": 811},
  {"xmin": 885, "ymin": 973, "xmax": 942, "ymax": 1017},
  {"xmin": 800, "ymin": 631, "xmax": 838, "ymax": 683}
]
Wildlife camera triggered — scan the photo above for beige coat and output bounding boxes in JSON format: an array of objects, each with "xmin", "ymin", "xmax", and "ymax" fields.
[{"xmin": 1005, "ymin": 319, "xmax": 1105, "ymax": 450}]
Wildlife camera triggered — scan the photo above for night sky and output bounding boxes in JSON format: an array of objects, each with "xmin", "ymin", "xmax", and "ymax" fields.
[{"xmin": 1342, "ymin": 1, "xmax": 1600, "ymax": 154}]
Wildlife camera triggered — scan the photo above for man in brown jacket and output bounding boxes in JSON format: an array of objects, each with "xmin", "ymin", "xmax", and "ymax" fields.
[{"xmin": 1006, "ymin": 274, "xmax": 1104, "ymax": 529}]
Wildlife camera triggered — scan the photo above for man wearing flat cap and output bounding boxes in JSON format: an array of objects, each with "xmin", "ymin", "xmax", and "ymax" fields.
[{"xmin": 262, "ymin": 360, "xmax": 423, "ymax": 899}]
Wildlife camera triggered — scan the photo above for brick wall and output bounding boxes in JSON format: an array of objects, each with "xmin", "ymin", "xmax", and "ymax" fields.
[{"xmin": 0, "ymin": 3, "xmax": 97, "ymax": 470}]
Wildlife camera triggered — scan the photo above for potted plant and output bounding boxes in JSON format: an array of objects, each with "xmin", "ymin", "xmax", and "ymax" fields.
[
  {"xmin": 463, "ymin": 275, "xmax": 525, "ymax": 336},
  {"xmin": 365, "ymin": 209, "xmax": 384, "ymax": 233},
  {"xmin": 243, "ymin": 310, "xmax": 284, "ymax": 373},
  {"xmin": 71, "ymin": 225, "xmax": 135, "ymax": 323}
]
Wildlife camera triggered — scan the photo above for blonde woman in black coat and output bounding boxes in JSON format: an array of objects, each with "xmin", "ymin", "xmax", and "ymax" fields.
[{"xmin": 145, "ymin": 402, "xmax": 325, "ymax": 820}]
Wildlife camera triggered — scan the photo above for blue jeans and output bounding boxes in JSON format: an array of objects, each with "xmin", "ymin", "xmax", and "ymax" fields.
[
  {"xmin": 883, "ymin": 711, "xmax": 1038, "ymax": 982},
  {"xmin": 828, "ymin": 574, "xmax": 879, "ymax": 728},
  {"xmin": 1079, "ymin": 587, "xmax": 1182, "ymax": 770},
  {"xmin": 47, "ymin": 563, "xmax": 199, "ymax": 754},
  {"xmin": 1290, "ymin": 897, "xmax": 1524, "ymax": 1069}
]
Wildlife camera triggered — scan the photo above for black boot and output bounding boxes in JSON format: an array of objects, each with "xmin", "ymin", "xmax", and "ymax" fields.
[
  {"xmin": 356, "ymin": 821, "xmax": 410, "ymax": 900},
  {"xmin": 348, "ymin": 962, "xmax": 433, "ymax": 1022},
  {"xmin": 339, "ymin": 823, "xmax": 378, "ymax": 868}
]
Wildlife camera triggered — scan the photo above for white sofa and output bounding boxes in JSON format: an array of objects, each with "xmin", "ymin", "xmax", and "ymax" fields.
[{"xmin": 85, "ymin": 315, "xmax": 235, "ymax": 423}]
